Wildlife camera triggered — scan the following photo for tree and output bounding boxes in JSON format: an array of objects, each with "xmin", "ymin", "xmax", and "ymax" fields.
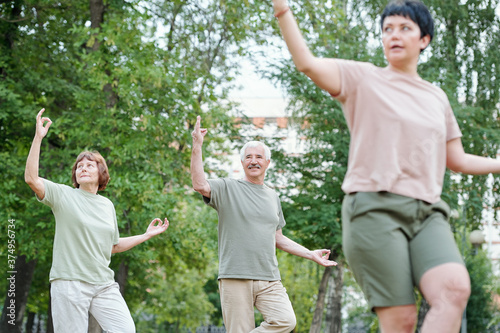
[
  {"xmin": 464, "ymin": 247, "xmax": 497, "ymax": 333},
  {"xmin": 1, "ymin": 0, "xmax": 271, "ymax": 329}
]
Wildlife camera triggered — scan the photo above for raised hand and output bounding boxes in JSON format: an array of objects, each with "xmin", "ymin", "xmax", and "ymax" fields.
[
  {"xmin": 35, "ymin": 108, "xmax": 52, "ymax": 139},
  {"xmin": 191, "ymin": 115, "xmax": 208, "ymax": 145}
]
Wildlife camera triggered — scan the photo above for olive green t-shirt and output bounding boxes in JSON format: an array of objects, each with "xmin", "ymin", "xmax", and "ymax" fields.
[
  {"xmin": 204, "ymin": 178, "xmax": 286, "ymax": 281},
  {"xmin": 39, "ymin": 179, "xmax": 119, "ymax": 284}
]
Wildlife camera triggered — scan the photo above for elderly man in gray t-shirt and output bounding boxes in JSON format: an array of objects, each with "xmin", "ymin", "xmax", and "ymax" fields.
[{"xmin": 190, "ymin": 116, "xmax": 337, "ymax": 333}]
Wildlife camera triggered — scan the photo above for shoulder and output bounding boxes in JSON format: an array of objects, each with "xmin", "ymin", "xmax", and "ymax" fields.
[
  {"xmin": 43, "ymin": 179, "xmax": 73, "ymax": 192},
  {"xmin": 207, "ymin": 177, "xmax": 231, "ymax": 187},
  {"xmin": 96, "ymin": 193, "xmax": 114, "ymax": 205},
  {"xmin": 419, "ymin": 80, "xmax": 451, "ymax": 107},
  {"xmin": 336, "ymin": 59, "xmax": 378, "ymax": 73}
]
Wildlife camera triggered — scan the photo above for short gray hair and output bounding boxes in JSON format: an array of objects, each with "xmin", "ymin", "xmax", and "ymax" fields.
[{"xmin": 239, "ymin": 141, "xmax": 271, "ymax": 161}]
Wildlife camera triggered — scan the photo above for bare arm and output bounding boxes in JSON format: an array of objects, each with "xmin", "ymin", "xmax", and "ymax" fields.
[
  {"xmin": 25, "ymin": 108, "xmax": 52, "ymax": 200},
  {"xmin": 273, "ymin": 0, "xmax": 341, "ymax": 95},
  {"xmin": 447, "ymin": 137, "xmax": 500, "ymax": 175},
  {"xmin": 190, "ymin": 116, "xmax": 211, "ymax": 198},
  {"xmin": 112, "ymin": 218, "xmax": 169, "ymax": 254},
  {"xmin": 275, "ymin": 229, "xmax": 337, "ymax": 267}
]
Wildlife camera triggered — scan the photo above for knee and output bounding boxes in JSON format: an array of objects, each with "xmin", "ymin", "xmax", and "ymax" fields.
[
  {"xmin": 442, "ymin": 278, "xmax": 471, "ymax": 307},
  {"xmin": 276, "ymin": 312, "xmax": 296, "ymax": 332},
  {"xmin": 421, "ymin": 264, "xmax": 471, "ymax": 309},
  {"xmin": 287, "ymin": 313, "xmax": 297, "ymax": 330},
  {"xmin": 120, "ymin": 325, "xmax": 135, "ymax": 333},
  {"xmin": 114, "ymin": 317, "xmax": 135, "ymax": 333},
  {"xmin": 125, "ymin": 319, "xmax": 136, "ymax": 333},
  {"xmin": 377, "ymin": 306, "xmax": 417, "ymax": 333},
  {"xmin": 399, "ymin": 311, "xmax": 417, "ymax": 332}
]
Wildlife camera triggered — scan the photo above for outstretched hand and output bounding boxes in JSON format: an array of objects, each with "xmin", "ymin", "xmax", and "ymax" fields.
[
  {"xmin": 35, "ymin": 108, "xmax": 52, "ymax": 139},
  {"xmin": 191, "ymin": 115, "xmax": 207, "ymax": 145},
  {"xmin": 310, "ymin": 249, "xmax": 337, "ymax": 267},
  {"xmin": 145, "ymin": 218, "xmax": 169, "ymax": 239}
]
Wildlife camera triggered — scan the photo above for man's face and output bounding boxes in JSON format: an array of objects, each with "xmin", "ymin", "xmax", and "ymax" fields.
[{"xmin": 241, "ymin": 145, "xmax": 270, "ymax": 181}]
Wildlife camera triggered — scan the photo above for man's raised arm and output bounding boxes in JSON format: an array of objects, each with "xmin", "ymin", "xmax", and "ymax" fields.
[{"xmin": 190, "ymin": 116, "xmax": 211, "ymax": 198}]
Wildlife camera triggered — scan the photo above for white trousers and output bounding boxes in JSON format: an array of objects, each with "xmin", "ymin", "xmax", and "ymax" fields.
[
  {"xmin": 51, "ymin": 280, "xmax": 135, "ymax": 333},
  {"xmin": 219, "ymin": 279, "xmax": 296, "ymax": 333}
]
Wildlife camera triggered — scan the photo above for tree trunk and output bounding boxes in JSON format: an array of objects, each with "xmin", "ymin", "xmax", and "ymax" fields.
[
  {"xmin": 88, "ymin": 313, "xmax": 103, "ymax": 333},
  {"xmin": 89, "ymin": 0, "xmax": 104, "ymax": 50},
  {"xmin": 0, "ymin": 255, "xmax": 37, "ymax": 332},
  {"xmin": 117, "ymin": 261, "xmax": 129, "ymax": 296},
  {"xmin": 324, "ymin": 261, "xmax": 343, "ymax": 333},
  {"xmin": 309, "ymin": 266, "xmax": 333, "ymax": 333},
  {"xmin": 25, "ymin": 311, "xmax": 35, "ymax": 333},
  {"xmin": 46, "ymin": 285, "xmax": 54, "ymax": 333},
  {"xmin": 88, "ymin": 0, "xmax": 119, "ymax": 109},
  {"xmin": 416, "ymin": 297, "xmax": 430, "ymax": 332}
]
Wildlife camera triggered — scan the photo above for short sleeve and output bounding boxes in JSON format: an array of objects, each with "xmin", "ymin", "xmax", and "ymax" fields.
[
  {"xmin": 203, "ymin": 178, "xmax": 227, "ymax": 210},
  {"xmin": 38, "ymin": 179, "xmax": 65, "ymax": 209},
  {"xmin": 445, "ymin": 102, "xmax": 462, "ymax": 142},
  {"xmin": 276, "ymin": 196, "xmax": 286, "ymax": 230},
  {"xmin": 334, "ymin": 59, "xmax": 377, "ymax": 103},
  {"xmin": 112, "ymin": 205, "xmax": 120, "ymax": 245}
]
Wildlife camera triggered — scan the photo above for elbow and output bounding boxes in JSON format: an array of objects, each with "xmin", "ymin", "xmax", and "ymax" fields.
[
  {"xmin": 192, "ymin": 180, "xmax": 210, "ymax": 197},
  {"xmin": 191, "ymin": 182, "xmax": 201, "ymax": 192},
  {"xmin": 448, "ymin": 162, "xmax": 467, "ymax": 174},
  {"xmin": 292, "ymin": 51, "xmax": 317, "ymax": 74},
  {"xmin": 295, "ymin": 62, "xmax": 314, "ymax": 75},
  {"xmin": 192, "ymin": 183, "xmax": 204, "ymax": 194},
  {"xmin": 447, "ymin": 157, "xmax": 466, "ymax": 174},
  {"xmin": 25, "ymin": 174, "xmax": 35, "ymax": 186}
]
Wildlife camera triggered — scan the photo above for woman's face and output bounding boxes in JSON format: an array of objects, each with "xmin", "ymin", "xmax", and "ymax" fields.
[
  {"xmin": 75, "ymin": 157, "xmax": 99, "ymax": 188},
  {"xmin": 382, "ymin": 15, "xmax": 430, "ymax": 68}
]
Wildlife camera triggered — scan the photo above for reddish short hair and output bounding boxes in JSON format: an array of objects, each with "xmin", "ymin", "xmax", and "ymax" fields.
[{"xmin": 71, "ymin": 151, "xmax": 110, "ymax": 191}]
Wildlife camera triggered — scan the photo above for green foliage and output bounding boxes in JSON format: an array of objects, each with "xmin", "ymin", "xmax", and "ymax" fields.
[
  {"xmin": 1, "ymin": 0, "xmax": 499, "ymax": 329},
  {"xmin": 0, "ymin": 0, "xmax": 271, "ymax": 328},
  {"xmin": 465, "ymin": 248, "xmax": 498, "ymax": 332}
]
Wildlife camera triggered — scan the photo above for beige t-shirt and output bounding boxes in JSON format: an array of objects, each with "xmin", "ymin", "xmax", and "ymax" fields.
[{"xmin": 334, "ymin": 60, "xmax": 462, "ymax": 203}]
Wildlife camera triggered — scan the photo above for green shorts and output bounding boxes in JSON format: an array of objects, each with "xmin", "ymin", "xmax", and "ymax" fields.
[{"xmin": 342, "ymin": 192, "xmax": 464, "ymax": 310}]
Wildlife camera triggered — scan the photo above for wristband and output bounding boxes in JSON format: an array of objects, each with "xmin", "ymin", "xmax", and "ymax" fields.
[{"xmin": 274, "ymin": 7, "xmax": 290, "ymax": 18}]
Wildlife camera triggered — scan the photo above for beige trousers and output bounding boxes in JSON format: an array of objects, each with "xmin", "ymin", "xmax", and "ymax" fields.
[
  {"xmin": 219, "ymin": 279, "xmax": 296, "ymax": 333},
  {"xmin": 51, "ymin": 280, "xmax": 135, "ymax": 333}
]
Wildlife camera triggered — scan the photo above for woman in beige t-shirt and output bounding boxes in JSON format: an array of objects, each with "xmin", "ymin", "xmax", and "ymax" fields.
[{"xmin": 272, "ymin": 0, "xmax": 500, "ymax": 332}]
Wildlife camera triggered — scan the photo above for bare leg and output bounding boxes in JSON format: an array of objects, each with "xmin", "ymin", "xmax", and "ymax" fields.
[
  {"xmin": 419, "ymin": 263, "xmax": 470, "ymax": 333},
  {"xmin": 375, "ymin": 304, "xmax": 417, "ymax": 333}
]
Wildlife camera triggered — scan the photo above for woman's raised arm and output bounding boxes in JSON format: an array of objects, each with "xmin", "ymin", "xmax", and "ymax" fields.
[
  {"xmin": 25, "ymin": 108, "xmax": 52, "ymax": 200},
  {"xmin": 273, "ymin": 0, "xmax": 342, "ymax": 95}
]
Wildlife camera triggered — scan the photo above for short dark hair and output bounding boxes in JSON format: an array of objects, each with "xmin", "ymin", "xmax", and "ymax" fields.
[
  {"xmin": 381, "ymin": 0, "xmax": 434, "ymax": 42},
  {"xmin": 71, "ymin": 151, "xmax": 110, "ymax": 191}
]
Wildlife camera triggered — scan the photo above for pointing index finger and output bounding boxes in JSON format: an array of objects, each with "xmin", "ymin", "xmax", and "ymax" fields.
[
  {"xmin": 37, "ymin": 108, "xmax": 46, "ymax": 119},
  {"xmin": 195, "ymin": 115, "xmax": 201, "ymax": 130}
]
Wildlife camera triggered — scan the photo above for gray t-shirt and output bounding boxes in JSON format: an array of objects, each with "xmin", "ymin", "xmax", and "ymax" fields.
[
  {"xmin": 39, "ymin": 179, "xmax": 119, "ymax": 284},
  {"xmin": 204, "ymin": 178, "xmax": 286, "ymax": 281}
]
